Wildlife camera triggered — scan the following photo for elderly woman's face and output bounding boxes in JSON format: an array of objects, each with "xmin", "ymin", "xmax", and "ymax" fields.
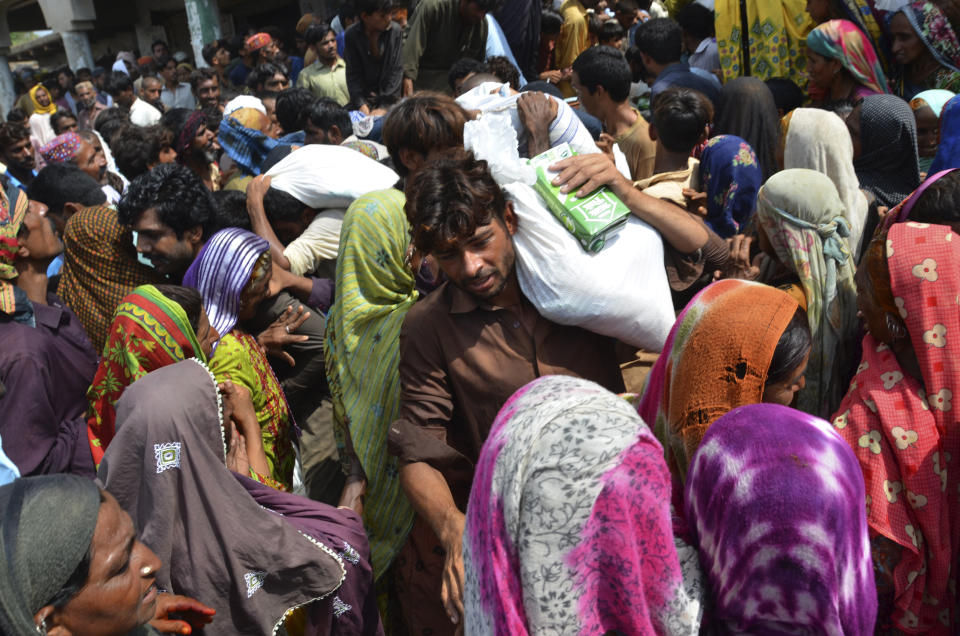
[
  {"xmin": 45, "ymin": 492, "xmax": 162, "ymax": 635},
  {"xmin": 238, "ymin": 254, "xmax": 273, "ymax": 321}
]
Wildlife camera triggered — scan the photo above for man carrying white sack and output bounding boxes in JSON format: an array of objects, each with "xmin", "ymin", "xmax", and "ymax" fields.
[
  {"xmin": 387, "ymin": 150, "xmax": 624, "ymax": 635},
  {"xmin": 248, "ymin": 143, "xmax": 401, "ymax": 282}
]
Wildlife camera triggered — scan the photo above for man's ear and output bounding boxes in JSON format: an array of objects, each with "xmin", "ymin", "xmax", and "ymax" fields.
[
  {"xmin": 502, "ymin": 200, "xmax": 518, "ymax": 236},
  {"xmin": 62, "ymin": 201, "xmax": 84, "ymax": 219},
  {"xmin": 398, "ymin": 147, "xmax": 425, "ymax": 175},
  {"xmin": 648, "ymin": 124, "xmax": 658, "ymax": 142},
  {"xmin": 329, "ymin": 125, "xmax": 344, "ymax": 146},
  {"xmin": 185, "ymin": 224, "xmax": 203, "ymax": 246}
]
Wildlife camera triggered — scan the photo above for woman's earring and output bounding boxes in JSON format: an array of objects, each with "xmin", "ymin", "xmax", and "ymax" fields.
[{"xmin": 35, "ymin": 618, "xmax": 47, "ymax": 635}]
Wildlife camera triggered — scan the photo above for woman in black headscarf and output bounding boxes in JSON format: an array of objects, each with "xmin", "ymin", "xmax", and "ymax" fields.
[
  {"xmin": 850, "ymin": 94, "xmax": 922, "ymax": 209},
  {"xmin": 0, "ymin": 474, "xmax": 214, "ymax": 635},
  {"xmin": 713, "ymin": 76, "xmax": 781, "ymax": 181}
]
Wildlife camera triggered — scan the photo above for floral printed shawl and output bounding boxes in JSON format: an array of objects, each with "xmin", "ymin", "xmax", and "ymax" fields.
[
  {"xmin": 929, "ymin": 95, "xmax": 960, "ymax": 174},
  {"xmin": 697, "ymin": 134, "xmax": 762, "ymax": 237},
  {"xmin": 637, "ymin": 279, "xmax": 799, "ymax": 489},
  {"xmin": 686, "ymin": 403, "xmax": 877, "ymax": 635},
  {"xmin": 895, "ymin": 1, "xmax": 960, "ymax": 98},
  {"xmin": 832, "ymin": 222, "xmax": 960, "ymax": 633},
  {"xmin": 86, "ymin": 285, "xmax": 206, "ymax": 467},
  {"xmin": 806, "ymin": 19, "xmax": 890, "ymax": 95},
  {"xmin": 464, "ymin": 375, "xmax": 702, "ymax": 635},
  {"xmin": 714, "ymin": 0, "xmax": 812, "ymax": 86},
  {"xmin": 325, "ymin": 190, "xmax": 416, "ymax": 579},
  {"xmin": 756, "ymin": 169, "xmax": 859, "ymax": 419}
]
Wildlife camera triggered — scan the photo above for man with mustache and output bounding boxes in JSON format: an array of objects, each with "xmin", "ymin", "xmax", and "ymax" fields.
[
  {"xmin": 164, "ymin": 109, "xmax": 219, "ymax": 191},
  {"xmin": 387, "ymin": 150, "xmax": 624, "ymax": 634},
  {"xmin": 74, "ymin": 81, "xmax": 108, "ymax": 132},
  {"xmin": 0, "ymin": 122, "xmax": 37, "ymax": 191}
]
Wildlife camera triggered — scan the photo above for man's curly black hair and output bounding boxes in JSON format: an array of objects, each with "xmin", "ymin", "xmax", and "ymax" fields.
[{"xmin": 117, "ymin": 163, "xmax": 216, "ymax": 239}]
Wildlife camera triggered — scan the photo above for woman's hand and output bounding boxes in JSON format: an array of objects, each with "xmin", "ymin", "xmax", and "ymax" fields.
[
  {"xmin": 219, "ymin": 381, "xmax": 257, "ymax": 437},
  {"xmin": 539, "ymin": 69, "xmax": 563, "ymax": 83},
  {"xmin": 682, "ymin": 188, "xmax": 708, "ymax": 217},
  {"xmin": 224, "ymin": 420, "xmax": 250, "ymax": 476},
  {"xmin": 713, "ymin": 234, "xmax": 763, "ymax": 281},
  {"xmin": 256, "ymin": 305, "xmax": 310, "ymax": 366},
  {"xmin": 338, "ymin": 475, "xmax": 367, "ymax": 516},
  {"xmin": 149, "ymin": 593, "xmax": 216, "ymax": 634}
]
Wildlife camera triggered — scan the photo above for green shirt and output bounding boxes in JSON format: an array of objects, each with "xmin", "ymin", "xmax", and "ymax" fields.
[
  {"xmin": 401, "ymin": 0, "xmax": 488, "ymax": 93},
  {"xmin": 296, "ymin": 57, "xmax": 350, "ymax": 106}
]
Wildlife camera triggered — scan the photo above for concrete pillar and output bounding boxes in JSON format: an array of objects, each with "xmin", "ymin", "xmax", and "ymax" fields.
[
  {"xmin": 61, "ymin": 30, "xmax": 95, "ymax": 71},
  {"xmin": 185, "ymin": 0, "xmax": 221, "ymax": 69},
  {"xmin": 0, "ymin": 10, "xmax": 14, "ymax": 118}
]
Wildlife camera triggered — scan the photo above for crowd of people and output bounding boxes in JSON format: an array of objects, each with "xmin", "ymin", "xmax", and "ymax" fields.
[{"xmin": 2, "ymin": 0, "xmax": 960, "ymax": 633}]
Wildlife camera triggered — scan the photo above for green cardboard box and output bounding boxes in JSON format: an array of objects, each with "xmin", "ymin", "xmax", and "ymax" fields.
[{"xmin": 528, "ymin": 143, "xmax": 631, "ymax": 253}]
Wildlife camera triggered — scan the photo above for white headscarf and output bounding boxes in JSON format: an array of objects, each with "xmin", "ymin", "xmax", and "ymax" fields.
[{"xmin": 784, "ymin": 108, "xmax": 870, "ymax": 259}]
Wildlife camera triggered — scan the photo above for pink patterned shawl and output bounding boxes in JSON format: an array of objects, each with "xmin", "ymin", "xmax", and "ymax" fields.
[{"xmin": 463, "ymin": 375, "xmax": 702, "ymax": 635}]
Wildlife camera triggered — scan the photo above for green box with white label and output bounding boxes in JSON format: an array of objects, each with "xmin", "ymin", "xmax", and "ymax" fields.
[{"xmin": 528, "ymin": 143, "xmax": 631, "ymax": 253}]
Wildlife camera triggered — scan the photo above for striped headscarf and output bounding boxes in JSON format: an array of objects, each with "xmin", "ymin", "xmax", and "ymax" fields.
[
  {"xmin": 806, "ymin": 19, "xmax": 889, "ymax": 95},
  {"xmin": 184, "ymin": 228, "xmax": 269, "ymax": 341}
]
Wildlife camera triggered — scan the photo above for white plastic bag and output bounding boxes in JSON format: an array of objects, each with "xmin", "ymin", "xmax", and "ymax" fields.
[
  {"xmin": 463, "ymin": 112, "xmax": 536, "ymax": 185},
  {"xmin": 505, "ymin": 182, "xmax": 675, "ymax": 351},
  {"xmin": 265, "ymin": 144, "xmax": 400, "ymax": 208}
]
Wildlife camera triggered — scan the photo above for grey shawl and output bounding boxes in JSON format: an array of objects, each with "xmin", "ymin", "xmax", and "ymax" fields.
[{"xmin": 99, "ymin": 359, "xmax": 346, "ymax": 635}]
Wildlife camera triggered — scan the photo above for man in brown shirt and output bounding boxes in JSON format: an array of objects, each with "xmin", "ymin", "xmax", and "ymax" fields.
[
  {"xmin": 571, "ymin": 45, "xmax": 656, "ymax": 181},
  {"xmin": 388, "ymin": 151, "xmax": 623, "ymax": 634}
]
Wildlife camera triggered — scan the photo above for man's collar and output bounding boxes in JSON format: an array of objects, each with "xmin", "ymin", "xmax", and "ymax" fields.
[
  {"xmin": 32, "ymin": 295, "xmax": 64, "ymax": 329},
  {"xmin": 448, "ymin": 282, "xmax": 482, "ymax": 314}
]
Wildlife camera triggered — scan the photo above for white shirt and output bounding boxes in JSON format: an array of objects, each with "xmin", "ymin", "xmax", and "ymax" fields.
[
  {"xmin": 160, "ymin": 83, "xmax": 196, "ymax": 110},
  {"xmin": 283, "ymin": 210, "xmax": 346, "ymax": 277},
  {"xmin": 129, "ymin": 98, "xmax": 161, "ymax": 127}
]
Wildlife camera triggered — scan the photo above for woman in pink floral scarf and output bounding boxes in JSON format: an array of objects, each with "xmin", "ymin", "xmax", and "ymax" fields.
[
  {"xmin": 832, "ymin": 221, "xmax": 960, "ymax": 633},
  {"xmin": 889, "ymin": 0, "xmax": 960, "ymax": 99}
]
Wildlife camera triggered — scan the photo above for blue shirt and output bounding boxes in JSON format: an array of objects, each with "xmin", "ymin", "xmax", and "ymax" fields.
[{"xmin": 651, "ymin": 62, "xmax": 720, "ymax": 106}]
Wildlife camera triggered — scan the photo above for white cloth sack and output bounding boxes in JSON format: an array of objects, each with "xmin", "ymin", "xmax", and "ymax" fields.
[
  {"xmin": 265, "ymin": 144, "xmax": 400, "ymax": 209},
  {"xmin": 457, "ymin": 81, "xmax": 633, "ymax": 178},
  {"xmin": 504, "ymin": 182, "xmax": 674, "ymax": 351}
]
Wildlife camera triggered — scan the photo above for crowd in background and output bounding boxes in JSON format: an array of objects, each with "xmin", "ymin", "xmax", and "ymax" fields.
[{"xmin": 2, "ymin": 0, "xmax": 960, "ymax": 633}]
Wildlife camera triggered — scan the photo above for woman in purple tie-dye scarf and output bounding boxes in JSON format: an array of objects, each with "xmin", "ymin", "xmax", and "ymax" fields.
[{"xmin": 684, "ymin": 403, "xmax": 876, "ymax": 634}]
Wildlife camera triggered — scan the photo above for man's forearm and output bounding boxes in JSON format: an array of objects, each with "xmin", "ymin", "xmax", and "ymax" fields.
[
  {"xmin": 247, "ymin": 198, "xmax": 292, "ymax": 269},
  {"xmin": 616, "ymin": 183, "xmax": 710, "ymax": 254},
  {"xmin": 400, "ymin": 461, "xmax": 463, "ymax": 543}
]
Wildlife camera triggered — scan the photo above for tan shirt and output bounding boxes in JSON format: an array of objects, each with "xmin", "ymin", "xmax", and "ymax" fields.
[
  {"xmin": 635, "ymin": 156, "xmax": 700, "ymax": 208},
  {"xmin": 614, "ymin": 109, "xmax": 657, "ymax": 181},
  {"xmin": 388, "ymin": 281, "xmax": 624, "ymax": 506}
]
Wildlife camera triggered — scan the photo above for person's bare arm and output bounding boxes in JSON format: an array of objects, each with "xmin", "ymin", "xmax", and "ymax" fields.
[
  {"xmin": 400, "ymin": 461, "xmax": 465, "ymax": 626},
  {"xmin": 246, "ymin": 175, "xmax": 292, "ymax": 270},
  {"xmin": 550, "ymin": 153, "xmax": 710, "ymax": 254},
  {"xmin": 219, "ymin": 381, "xmax": 271, "ymax": 477},
  {"xmin": 268, "ymin": 263, "xmax": 316, "ymax": 302}
]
